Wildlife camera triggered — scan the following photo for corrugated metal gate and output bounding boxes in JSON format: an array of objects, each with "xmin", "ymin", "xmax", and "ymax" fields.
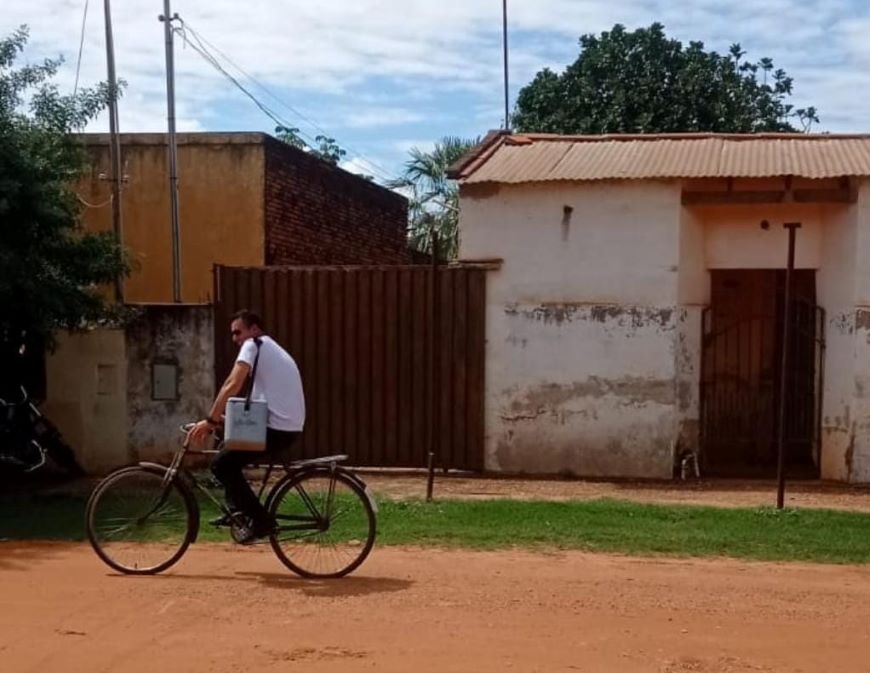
[{"xmin": 213, "ymin": 265, "xmax": 486, "ymax": 471}]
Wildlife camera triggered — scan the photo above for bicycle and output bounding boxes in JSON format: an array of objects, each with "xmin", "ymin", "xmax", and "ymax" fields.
[
  {"xmin": 85, "ymin": 423, "xmax": 377, "ymax": 578},
  {"xmin": 0, "ymin": 385, "xmax": 83, "ymax": 476}
]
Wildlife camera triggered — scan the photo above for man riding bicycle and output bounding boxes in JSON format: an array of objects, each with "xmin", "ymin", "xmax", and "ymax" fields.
[{"xmin": 188, "ymin": 309, "xmax": 305, "ymax": 544}]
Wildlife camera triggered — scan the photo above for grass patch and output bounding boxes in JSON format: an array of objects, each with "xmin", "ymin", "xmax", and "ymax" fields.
[
  {"xmin": 4, "ymin": 491, "xmax": 870, "ymax": 565},
  {"xmin": 376, "ymin": 498, "xmax": 870, "ymax": 564}
]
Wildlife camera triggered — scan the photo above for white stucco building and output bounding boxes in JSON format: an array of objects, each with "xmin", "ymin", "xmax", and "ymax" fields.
[{"xmin": 451, "ymin": 132, "xmax": 870, "ymax": 482}]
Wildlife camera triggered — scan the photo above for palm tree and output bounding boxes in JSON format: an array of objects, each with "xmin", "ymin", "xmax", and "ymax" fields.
[{"xmin": 389, "ymin": 136, "xmax": 479, "ymax": 259}]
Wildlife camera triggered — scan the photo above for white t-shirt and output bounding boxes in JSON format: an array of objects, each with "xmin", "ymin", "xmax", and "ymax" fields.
[{"xmin": 237, "ymin": 335, "xmax": 305, "ymax": 432}]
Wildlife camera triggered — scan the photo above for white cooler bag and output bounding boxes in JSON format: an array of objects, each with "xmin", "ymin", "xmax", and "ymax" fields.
[{"xmin": 223, "ymin": 338, "xmax": 268, "ymax": 451}]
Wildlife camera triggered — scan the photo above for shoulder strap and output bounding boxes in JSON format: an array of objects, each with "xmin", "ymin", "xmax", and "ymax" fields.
[{"xmin": 244, "ymin": 337, "xmax": 263, "ymax": 411}]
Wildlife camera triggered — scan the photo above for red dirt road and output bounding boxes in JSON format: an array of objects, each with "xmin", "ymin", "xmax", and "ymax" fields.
[{"xmin": 2, "ymin": 542, "xmax": 870, "ymax": 672}]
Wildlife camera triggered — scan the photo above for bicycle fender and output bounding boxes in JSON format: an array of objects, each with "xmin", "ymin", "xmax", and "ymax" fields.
[
  {"xmin": 300, "ymin": 466, "xmax": 378, "ymax": 513},
  {"xmin": 137, "ymin": 461, "xmax": 170, "ymax": 473},
  {"xmin": 263, "ymin": 465, "xmax": 330, "ymax": 512}
]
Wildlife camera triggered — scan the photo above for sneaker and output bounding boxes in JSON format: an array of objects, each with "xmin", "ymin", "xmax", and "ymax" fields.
[
  {"xmin": 236, "ymin": 520, "xmax": 277, "ymax": 545},
  {"xmin": 210, "ymin": 511, "xmax": 242, "ymax": 527}
]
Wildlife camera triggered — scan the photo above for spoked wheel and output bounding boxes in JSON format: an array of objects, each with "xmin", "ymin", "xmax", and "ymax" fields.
[
  {"xmin": 86, "ymin": 466, "xmax": 197, "ymax": 574},
  {"xmin": 268, "ymin": 469, "xmax": 376, "ymax": 578}
]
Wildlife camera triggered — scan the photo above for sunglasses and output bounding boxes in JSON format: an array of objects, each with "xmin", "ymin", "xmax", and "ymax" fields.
[{"xmin": 231, "ymin": 329, "xmax": 242, "ymax": 337}]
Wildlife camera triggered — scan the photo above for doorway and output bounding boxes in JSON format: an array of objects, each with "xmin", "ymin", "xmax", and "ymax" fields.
[{"xmin": 700, "ymin": 269, "xmax": 824, "ymax": 477}]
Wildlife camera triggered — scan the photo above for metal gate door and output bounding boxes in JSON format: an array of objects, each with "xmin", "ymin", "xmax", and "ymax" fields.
[{"xmin": 700, "ymin": 270, "xmax": 825, "ymax": 476}]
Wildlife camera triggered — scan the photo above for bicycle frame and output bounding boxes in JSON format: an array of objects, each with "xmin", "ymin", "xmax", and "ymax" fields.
[
  {"xmin": 0, "ymin": 388, "xmax": 46, "ymax": 472},
  {"xmin": 86, "ymin": 425, "xmax": 378, "ymax": 577},
  {"xmin": 143, "ymin": 431, "xmax": 355, "ymax": 539}
]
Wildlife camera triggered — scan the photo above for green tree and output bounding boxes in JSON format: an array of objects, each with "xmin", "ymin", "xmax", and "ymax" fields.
[
  {"xmin": 513, "ymin": 23, "xmax": 819, "ymax": 134},
  {"xmin": 0, "ymin": 27, "xmax": 128, "ymax": 358},
  {"xmin": 314, "ymin": 134, "xmax": 346, "ymax": 165},
  {"xmin": 274, "ymin": 124, "xmax": 307, "ymax": 150},
  {"xmin": 274, "ymin": 125, "xmax": 347, "ymax": 165},
  {"xmin": 389, "ymin": 136, "xmax": 478, "ymax": 260}
]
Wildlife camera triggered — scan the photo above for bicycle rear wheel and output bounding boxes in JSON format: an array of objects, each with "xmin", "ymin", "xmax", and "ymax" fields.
[
  {"xmin": 86, "ymin": 465, "xmax": 197, "ymax": 574},
  {"xmin": 268, "ymin": 469, "xmax": 376, "ymax": 578}
]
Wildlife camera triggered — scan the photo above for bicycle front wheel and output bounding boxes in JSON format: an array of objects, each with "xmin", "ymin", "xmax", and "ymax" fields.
[
  {"xmin": 86, "ymin": 465, "xmax": 197, "ymax": 574},
  {"xmin": 269, "ymin": 469, "xmax": 376, "ymax": 578}
]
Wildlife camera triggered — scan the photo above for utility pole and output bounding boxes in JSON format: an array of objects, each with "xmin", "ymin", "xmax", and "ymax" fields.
[
  {"xmin": 776, "ymin": 222, "xmax": 801, "ymax": 509},
  {"xmin": 160, "ymin": 1, "xmax": 182, "ymax": 303},
  {"xmin": 502, "ymin": 0, "xmax": 510, "ymax": 130},
  {"xmin": 426, "ymin": 220, "xmax": 440, "ymax": 502},
  {"xmin": 103, "ymin": 0, "xmax": 124, "ymax": 302}
]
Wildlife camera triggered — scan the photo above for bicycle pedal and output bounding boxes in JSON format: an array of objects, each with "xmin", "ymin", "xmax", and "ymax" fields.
[
  {"xmin": 210, "ymin": 511, "xmax": 243, "ymax": 527},
  {"xmin": 230, "ymin": 521, "xmax": 278, "ymax": 545}
]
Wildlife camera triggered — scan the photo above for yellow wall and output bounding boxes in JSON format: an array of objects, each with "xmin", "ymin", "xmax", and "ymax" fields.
[{"xmin": 77, "ymin": 134, "xmax": 266, "ymax": 303}]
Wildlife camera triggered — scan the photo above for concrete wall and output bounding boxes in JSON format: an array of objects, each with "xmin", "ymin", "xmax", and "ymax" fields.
[
  {"xmin": 460, "ymin": 175, "xmax": 870, "ymax": 481},
  {"xmin": 848, "ymin": 183, "xmax": 870, "ymax": 481},
  {"xmin": 817, "ymin": 203, "xmax": 857, "ymax": 480},
  {"xmin": 78, "ymin": 134, "xmax": 268, "ymax": 304},
  {"xmin": 460, "ymin": 180, "xmax": 683, "ymax": 477},
  {"xmin": 676, "ymin": 207, "xmax": 708, "ymax": 454},
  {"xmin": 43, "ymin": 330, "xmax": 129, "ymax": 473},
  {"xmin": 43, "ymin": 305, "xmax": 214, "ymax": 473},
  {"xmin": 126, "ymin": 305, "xmax": 214, "ymax": 465},
  {"xmin": 700, "ymin": 204, "xmax": 824, "ymax": 269}
]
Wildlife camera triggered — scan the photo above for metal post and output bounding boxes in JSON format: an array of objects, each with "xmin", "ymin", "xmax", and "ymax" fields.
[
  {"xmin": 103, "ymin": 0, "xmax": 124, "ymax": 302},
  {"xmin": 426, "ymin": 224, "xmax": 440, "ymax": 502},
  {"xmin": 776, "ymin": 222, "xmax": 801, "ymax": 509},
  {"xmin": 160, "ymin": 1, "xmax": 182, "ymax": 303},
  {"xmin": 502, "ymin": 0, "xmax": 509, "ymax": 130}
]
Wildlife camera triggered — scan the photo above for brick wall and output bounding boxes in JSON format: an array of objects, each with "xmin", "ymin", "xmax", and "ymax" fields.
[{"xmin": 263, "ymin": 137, "xmax": 411, "ymax": 264}]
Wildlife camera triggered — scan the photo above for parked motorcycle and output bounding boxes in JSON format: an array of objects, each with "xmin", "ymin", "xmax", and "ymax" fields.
[{"xmin": 0, "ymin": 385, "xmax": 84, "ymax": 476}]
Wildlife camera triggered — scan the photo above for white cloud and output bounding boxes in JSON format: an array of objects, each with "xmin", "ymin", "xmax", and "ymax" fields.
[
  {"xmin": 3, "ymin": 0, "xmax": 869, "ymax": 171},
  {"xmin": 393, "ymin": 139, "xmax": 436, "ymax": 155},
  {"xmin": 338, "ymin": 156, "xmax": 376, "ymax": 176},
  {"xmin": 338, "ymin": 154, "xmax": 396, "ymax": 182},
  {"xmin": 342, "ymin": 107, "xmax": 426, "ymax": 129},
  {"xmin": 840, "ymin": 17, "xmax": 870, "ymax": 64}
]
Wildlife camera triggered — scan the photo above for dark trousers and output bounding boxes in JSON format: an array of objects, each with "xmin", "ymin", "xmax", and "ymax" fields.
[{"xmin": 212, "ymin": 428, "xmax": 300, "ymax": 526}]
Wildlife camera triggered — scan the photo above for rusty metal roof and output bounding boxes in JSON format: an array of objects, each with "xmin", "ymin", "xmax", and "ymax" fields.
[{"xmin": 450, "ymin": 133, "xmax": 870, "ymax": 184}]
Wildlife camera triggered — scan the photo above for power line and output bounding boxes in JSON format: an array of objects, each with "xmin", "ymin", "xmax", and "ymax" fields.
[
  {"xmin": 181, "ymin": 20, "xmax": 397, "ymax": 182},
  {"xmin": 176, "ymin": 27, "xmax": 296, "ymax": 138},
  {"xmin": 174, "ymin": 23, "xmax": 340, "ymax": 165},
  {"xmin": 175, "ymin": 18, "xmax": 398, "ymax": 184},
  {"xmin": 182, "ymin": 26, "xmax": 327, "ymax": 139},
  {"xmin": 73, "ymin": 0, "xmax": 90, "ymax": 95},
  {"xmin": 173, "ymin": 17, "xmax": 461, "ymax": 215}
]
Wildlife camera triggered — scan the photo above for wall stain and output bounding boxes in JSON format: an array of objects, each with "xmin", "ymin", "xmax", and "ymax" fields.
[
  {"xmin": 492, "ymin": 415, "xmax": 676, "ymax": 478},
  {"xmin": 828, "ymin": 311, "xmax": 855, "ymax": 335},
  {"xmin": 504, "ymin": 302, "xmax": 676, "ymax": 329},
  {"xmin": 846, "ymin": 422, "xmax": 856, "ymax": 480},
  {"xmin": 505, "ymin": 334, "xmax": 529, "ymax": 349},
  {"xmin": 676, "ymin": 380, "xmax": 693, "ymax": 411},
  {"xmin": 831, "ymin": 311, "xmax": 855, "ymax": 336},
  {"xmin": 676, "ymin": 419, "xmax": 700, "ymax": 454},
  {"xmin": 126, "ymin": 306, "xmax": 214, "ymax": 462},
  {"xmin": 503, "ymin": 376, "xmax": 675, "ymax": 423},
  {"xmin": 460, "ymin": 183, "xmax": 502, "ymax": 200}
]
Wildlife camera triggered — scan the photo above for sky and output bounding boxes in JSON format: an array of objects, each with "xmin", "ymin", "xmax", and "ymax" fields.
[{"xmin": 4, "ymin": 0, "xmax": 870, "ymax": 182}]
